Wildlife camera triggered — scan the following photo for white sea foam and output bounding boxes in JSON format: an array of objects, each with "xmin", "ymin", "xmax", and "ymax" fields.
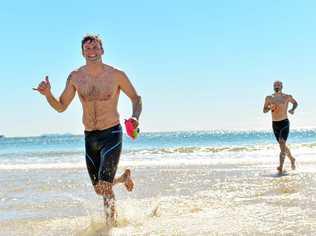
[{"xmin": 0, "ymin": 146, "xmax": 315, "ymax": 170}]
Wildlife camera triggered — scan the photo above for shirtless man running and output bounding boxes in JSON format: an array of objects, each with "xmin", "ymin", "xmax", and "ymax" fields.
[
  {"xmin": 33, "ymin": 34, "xmax": 142, "ymax": 225},
  {"xmin": 263, "ymin": 81, "xmax": 298, "ymax": 174}
]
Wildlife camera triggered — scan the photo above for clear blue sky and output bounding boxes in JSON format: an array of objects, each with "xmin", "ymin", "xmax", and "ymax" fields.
[{"xmin": 1, "ymin": 0, "xmax": 316, "ymax": 137}]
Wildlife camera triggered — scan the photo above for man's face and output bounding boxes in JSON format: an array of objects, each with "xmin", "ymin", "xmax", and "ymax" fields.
[
  {"xmin": 273, "ymin": 81, "xmax": 283, "ymax": 93},
  {"xmin": 82, "ymin": 40, "xmax": 103, "ymax": 61}
]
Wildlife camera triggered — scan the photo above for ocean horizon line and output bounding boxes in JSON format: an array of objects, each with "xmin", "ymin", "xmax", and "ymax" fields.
[{"xmin": 1, "ymin": 126, "xmax": 316, "ymax": 139}]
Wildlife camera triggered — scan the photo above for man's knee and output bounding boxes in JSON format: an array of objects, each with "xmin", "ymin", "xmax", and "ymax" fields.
[
  {"xmin": 278, "ymin": 138, "xmax": 286, "ymax": 145},
  {"xmin": 278, "ymin": 138, "xmax": 286, "ymax": 149},
  {"xmin": 94, "ymin": 181, "xmax": 113, "ymax": 196}
]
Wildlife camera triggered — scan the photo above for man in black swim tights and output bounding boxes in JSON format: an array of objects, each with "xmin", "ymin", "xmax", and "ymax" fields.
[
  {"xmin": 263, "ymin": 81, "xmax": 298, "ymax": 174},
  {"xmin": 34, "ymin": 34, "xmax": 142, "ymax": 226}
]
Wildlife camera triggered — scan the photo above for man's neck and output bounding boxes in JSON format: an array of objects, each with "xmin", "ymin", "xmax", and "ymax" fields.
[
  {"xmin": 85, "ymin": 60, "xmax": 104, "ymax": 72},
  {"xmin": 274, "ymin": 92, "xmax": 282, "ymax": 96}
]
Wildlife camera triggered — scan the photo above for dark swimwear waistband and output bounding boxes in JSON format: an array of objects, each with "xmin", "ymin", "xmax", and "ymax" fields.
[
  {"xmin": 84, "ymin": 124, "xmax": 122, "ymax": 136},
  {"xmin": 272, "ymin": 119, "xmax": 289, "ymax": 124}
]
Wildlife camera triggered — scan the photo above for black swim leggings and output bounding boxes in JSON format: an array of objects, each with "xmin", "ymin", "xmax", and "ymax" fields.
[{"xmin": 84, "ymin": 124, "xmax": 122, "ymax": 185}]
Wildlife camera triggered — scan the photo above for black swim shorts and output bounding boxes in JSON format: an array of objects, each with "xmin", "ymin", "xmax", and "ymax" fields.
[
  {"xmin": 84, "ymin": 124, "xmax": 122, "ymax": 185},
  {"xmin": 272, "ymin": 119, "xmax": 290, "ymax": 142}
]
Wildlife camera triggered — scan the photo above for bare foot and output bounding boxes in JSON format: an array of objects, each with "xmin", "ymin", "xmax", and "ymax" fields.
[
  {"xmin": 123, "ymin": 169, "xmax": 134, "ymax": 192},
  {"xmin": 291, "ymin": 158, "xmax": 296, "ymax": 170},
  {"xmin": 277, "ymin": 166, "xmax": 283, "ymax": 175}
]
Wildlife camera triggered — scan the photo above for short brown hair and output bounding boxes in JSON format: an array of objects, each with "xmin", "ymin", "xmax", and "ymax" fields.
[
  {"xmin": 81, "ymin": 34, "xmax": 103, "ymax": 52},
  {"xmin": 274, "ymin": 80, "xmax": 283, "ymax": 86}
]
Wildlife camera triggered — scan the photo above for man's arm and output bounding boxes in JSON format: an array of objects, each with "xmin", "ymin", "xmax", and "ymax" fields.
[
  {"xmin": 33, "ymin": 74, "xmax": 76, "ymax": 113},
  {"xmin": 263, "ymin": 96, "xmax": 271, "ymax": 113},
  {"xmin": 117, "ymin": 71, "xmax": 142, "ymax": 123},
  {"xmin": 288, "ymin": 95, "xmax": 298, "ymax": 114}
]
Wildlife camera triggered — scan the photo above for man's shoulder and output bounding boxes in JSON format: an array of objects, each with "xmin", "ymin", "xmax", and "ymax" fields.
[
  {"xmin": 282, "ymin": 93, "xmax": 292, "ymax": 99},
  {"xmin": 72, "ymin": 66, "xmax": 86, "ymax": 75},
  {"xmin": 68, "ymin": 66, "xmax": 85, "ymax": 81},
  {"xmin": 265, "ymin": 95, "xmax": 272, "ymax": 100},
  {"xmin": 104, "ymin": 64, "xmax": 125, "ymax": 75},
  {"xmin": 105, "ymin": 65, "xmax": 127, "ymax": 80}
]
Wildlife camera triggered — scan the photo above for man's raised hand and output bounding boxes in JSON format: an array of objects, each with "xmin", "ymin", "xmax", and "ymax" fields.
[{"xmin": 33, "ymin": 76, "xmax": 51, "ymax": 96}]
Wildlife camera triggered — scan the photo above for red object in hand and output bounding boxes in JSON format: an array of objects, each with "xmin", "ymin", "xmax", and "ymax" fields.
[{"xmin": 124, "ymin": 118, "xmax": 139, "ymax": 140}]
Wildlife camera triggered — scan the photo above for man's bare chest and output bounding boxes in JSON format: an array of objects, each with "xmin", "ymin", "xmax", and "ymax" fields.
[
  {"xmin": 75, "ymin": 75, "xmax": 118, "ymax": 101},
  {"xmin": 271, "ymin": 96, "xmax": 288, "ymax": 106}
]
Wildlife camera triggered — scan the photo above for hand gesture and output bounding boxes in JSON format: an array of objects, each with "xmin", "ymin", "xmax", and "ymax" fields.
[{"xmin": 33, "ymin": 76, "xmax": 51, "ymax": 96}]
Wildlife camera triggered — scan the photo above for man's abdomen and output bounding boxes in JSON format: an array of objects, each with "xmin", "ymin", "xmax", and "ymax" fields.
[{"xmin": 82, "ymin": 101, "xmax": 120, "ymax": 131}]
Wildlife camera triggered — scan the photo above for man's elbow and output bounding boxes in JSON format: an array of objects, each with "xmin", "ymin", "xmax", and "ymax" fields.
[{"xmin": 56, "ymin": 105, "xmax": 67, "ymax": 113}]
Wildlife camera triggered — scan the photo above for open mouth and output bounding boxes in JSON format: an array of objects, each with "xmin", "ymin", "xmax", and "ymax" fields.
[{"xmin": 87, "ymin": 55, "xmax": 98, "ymax": 60}]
